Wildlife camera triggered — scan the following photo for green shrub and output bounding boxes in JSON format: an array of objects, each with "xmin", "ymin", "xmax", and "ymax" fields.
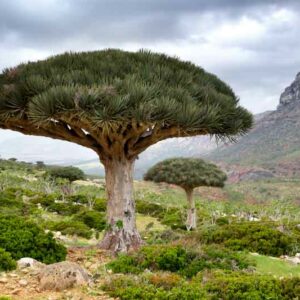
[
  {"xmin": 66, "ymin": 194, "xmax": 89, "ymax": 204},
  {"xmin": 200, "ymin": 222, "xmax": 294, "ymax": 256},
  {"xmin": 136, "ymin": 200, "xmax": 164, "ymax": 218},
  {"xmin": 102, "ymin": 274, "xmax": 208, "ymax": 300},
  {"xmin": 31, "ymin": 194, "xmax": 56, "ymax": 207},
  {"xmin": 201, "ymin": 270, "xmax": 282, "ymax": 300},
  {"xmin": 160, "ymin": 208, "xmax": 186, "ymax": 230},
  {"xmin": 0, "ymin": 248, "xmax": 16, "ymax": 271},
  {"xmin": 74, "ymin": 210, "xmax": 106, "ymax": 230},
  {"xmin": 107, "ymin": 244, "xmax": 253, "ymax": 278},
  {"xmin": 48, "ymin": 220, "xmax": 92, "ymax": 239},
  {"xmin": 146, "ymin": 229, "xmax": 183, "ymax": 245},
  {"xmin": 180, "ymin": 245, "xmax": 254, "ymax": 278},
  {"xmin": 0, "ymin": 216, "xmax": 66, "ymax": 264},
  {"xmin": 135, "ymin": 199, "xmax": 186, "ymax": 230},
  {"xmin": 280, "ymin": 277, "xmax": 300, "ymax": 299},
  {"xmin": 94, "ymin": 198, "xmax": 107, "ymax": 212},
  {"xmin": 215, "ymin": 217, "xmax": 229, "ymax": 225},
  {"xmin": 48, "ymin": 202, "xmax": 81, "ymax": 215},
  {"xmin": 47, "ymin": 166, "xmax": 85, "ymax": 182}
]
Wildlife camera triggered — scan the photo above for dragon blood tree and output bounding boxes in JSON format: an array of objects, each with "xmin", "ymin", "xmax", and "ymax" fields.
[
  {"xmin": 0, "ymin": 49, "xmax": 252, "ymax": 252},
  {"xmin": 144, "ymin": 158, "xmax": 227, "ymax": 230}
]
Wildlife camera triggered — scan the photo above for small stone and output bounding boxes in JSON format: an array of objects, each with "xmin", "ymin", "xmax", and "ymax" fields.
[
  {"xmin": 8, "ymin": 273, "xmax": 18, "ymax": 278},
  {"xmin": 21, "ymin": 268, "xmax": 29, "ymax": 274},
  {"xmin": 19, "ymin": 279, "xmax": 28, "ymax": 286},
  {"xmin": 0, "ymin": 277, "xmax": 8, "ymax": 283},
  {"xmin": 11, "ymin": 288, "xmax": 22, "ymax": 294}
]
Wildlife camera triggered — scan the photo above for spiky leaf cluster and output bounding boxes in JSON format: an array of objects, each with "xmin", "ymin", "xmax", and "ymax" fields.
[
  {"xmin": 144, "ymin": 158, "xmax": 227, "ymax": 190},
  {"xmin": 0, "ymin": 49, "xmax": 253, "ymax": 160}
]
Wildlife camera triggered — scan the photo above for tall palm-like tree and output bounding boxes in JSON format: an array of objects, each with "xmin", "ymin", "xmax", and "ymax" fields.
[
  {"xmin": 144, "ymin": 158, "xmax": 227, "ymax": 230},
  {"xmin": 0, "ymin": 49, "xmax": 252, "ymax": 252}
]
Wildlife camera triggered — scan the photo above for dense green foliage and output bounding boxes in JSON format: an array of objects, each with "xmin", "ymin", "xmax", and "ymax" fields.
[
  {"xmin": 47, "ymin": 219, "xmax": 93, "ymax": 239},
  {"xmin": 47, "ymin": 166, "xmax": 85, "ymax": 182},
  {"xmin": 0, "ymin": 216, "xmax": 67, "ymax": 263},
  {"xmin": 0, "ymin": 248, "xmax": 17, "ymax": 271},
  {"xmin": 0, "ymin": 50, "xmax": 252, "ymax": 144},
  {"xmin": 199, "ymin": 222, "xmax": 296, "ymax": 256},
  {"xmin": 200, "ymin": 271, "xmax": 284, "ymax": 300},
  {"xmin": 144, "ymin": 158, "xmax": 227, "ymax": 190},
  {"xmin": 103, "ymin": 273, "xmax": 208, "ymax": 300},
  {"xmin": 74, "ymin": 210, "xmax": 106, "ymax": 231},
  {"xmin": 107, "ymin": 244, "xmax": 253, "ymax": 278},
  {"xmin": 103, "ymin": 271, "xmax": 300, "ymax": 300}
]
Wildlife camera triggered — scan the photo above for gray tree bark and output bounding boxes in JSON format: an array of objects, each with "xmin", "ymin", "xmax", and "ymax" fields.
[
  {"xmin": 98, "ymin": 158, "xmax": 143, "ymax": 252},
  {"xmin": 185, "ymin": 188, "xmax": 196, "ymax": 231}
]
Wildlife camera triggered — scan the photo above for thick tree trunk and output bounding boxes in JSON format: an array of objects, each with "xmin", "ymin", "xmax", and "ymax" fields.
[
  {"xmin": 98, "ymin": 158, "xmax": 143, "ymax": 253},
  {"xmin": 185, "ymin": 188, "xmax": 196, "ymax": 231}
]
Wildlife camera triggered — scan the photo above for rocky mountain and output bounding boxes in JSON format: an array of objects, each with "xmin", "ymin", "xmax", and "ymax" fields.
[{"xmin": 208, "ymin": 72, "xmax": 300, "ymax": 178}]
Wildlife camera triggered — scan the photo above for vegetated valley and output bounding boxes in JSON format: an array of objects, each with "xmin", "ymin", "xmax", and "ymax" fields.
[{"xmin": 0, "ymin": 158, "xmax": 300, "ymax": 299}]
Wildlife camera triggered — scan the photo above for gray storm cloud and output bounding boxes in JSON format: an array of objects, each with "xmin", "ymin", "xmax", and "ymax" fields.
[{"xmin": 0, "ymin": 0, "xmax": 300, "ymax": 113}]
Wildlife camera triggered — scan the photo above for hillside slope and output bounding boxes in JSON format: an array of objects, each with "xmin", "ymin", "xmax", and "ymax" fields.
[{"xmin": 209, "ymin": 72, "xmax": 300, "ymax": 177}]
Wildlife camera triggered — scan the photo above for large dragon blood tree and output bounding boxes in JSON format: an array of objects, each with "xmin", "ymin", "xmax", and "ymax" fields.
[
  {"xmin": 0, "ymin": 49, "xmax": 253, "ymax": 252},
  {"xmin": 144, "ymin": 158, "xmax": 227, "ymax": 231}
]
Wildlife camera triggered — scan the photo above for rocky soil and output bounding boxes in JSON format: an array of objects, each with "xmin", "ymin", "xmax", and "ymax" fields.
[{"xmin": 0, "ymin": 248, "xmax": 115, "ymax": 300}]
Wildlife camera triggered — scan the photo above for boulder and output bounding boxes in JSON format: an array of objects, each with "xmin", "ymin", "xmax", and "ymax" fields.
[
  {"xmin": 17, "ymin": 257, "xmax": 45, "ymax": 269},
  {"xmin": 38, "ymin": 261, "xmax": 90, "ymax": 291}
]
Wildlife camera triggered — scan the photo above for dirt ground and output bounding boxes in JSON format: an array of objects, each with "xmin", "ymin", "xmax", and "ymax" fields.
[{"xmin": 0, "ymin": 248, "xmax": 115, "ymax": 300}]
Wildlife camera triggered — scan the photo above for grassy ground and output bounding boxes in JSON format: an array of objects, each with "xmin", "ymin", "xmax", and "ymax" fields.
[{"xmin": 251, "ymin": 254, "xmax": 300, "ymax": 277}]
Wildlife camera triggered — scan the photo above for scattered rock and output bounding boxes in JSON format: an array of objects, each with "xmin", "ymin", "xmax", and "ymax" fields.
[
  {"xmin": 19, "ymin": 279, "xmax": 28, "ymax": 286},
  {"xmin": 0, "ymin": 277, "xmax": 8, "ymax": 283},
  {"xmin": 11, "ymin": 288, "xmax": 22, "ymax": 294},
  {"xmin": 17, "ymin": 257, "xmax": 45, "ymax": 269},
  {"xmin": 8, "ymin": 273, "xmax": 19, "ymax": 278},
  {"xmin": 38, "ymin": 261, "xmax": 90, "ymax": 291}
]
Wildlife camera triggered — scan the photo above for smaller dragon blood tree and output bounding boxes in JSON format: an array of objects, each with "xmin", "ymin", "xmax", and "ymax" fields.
[{"xmin": 144, "ymin": 158, "xmax": 227, "ymax": 230}]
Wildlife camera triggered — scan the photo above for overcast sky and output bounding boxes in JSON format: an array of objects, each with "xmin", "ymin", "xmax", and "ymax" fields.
[{"xmin": 1, "ymin": 0, "xmax": 300, "ymax": 114}]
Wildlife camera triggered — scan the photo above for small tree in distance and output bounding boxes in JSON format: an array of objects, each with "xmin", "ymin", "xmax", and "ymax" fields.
[
  {"xmin": 144, "ymin": 158, "xmax": 227, "ymax": 230},
  {"xmin": 48, "ymin": 166, "xmax": 85, "ymax": 182},
  {"xmin": 0, "ymin": 49, "xmax": 252, "ymax": 252}
]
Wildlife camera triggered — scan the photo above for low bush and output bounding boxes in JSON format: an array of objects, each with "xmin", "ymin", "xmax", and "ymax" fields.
[
  {"xmin": 31, "ymin": 194, "xmax": 56, "ymax": 207},
  {"xmin": 136, "ymin": 199, "xmax": 186, "ymax": 230},
  {"xmin": 107, "ymin": 244, "xmax": 253, "ymax": 278},
  {"xmin": 0, "ymin": 248, "xmax": 17, "ymax": 271},
  {"xmin": 280, "ymin": 277, "xmax": 300, "ymax": 300},
  {"xmin": 48, "ymin": 220, "xmax": 92, "ymax": 239},
  {"xmin": 66, "ymin": 194, "xmax": 89, "ymax": 205},
  {"xmin": 200, "ymin": 222, "xmax": 294, "ymax": 256},
  {"xmin": 199, "ymin": 270, "xmax": 282, "ymax": 300},
  {"xmin": 0, "ymin": 216, "xmax": 66, "ymax": 264},
  {"xmin": 74, "ymin": 210, "xmax": 106, "ymax": 231},
  {"xmin": 136, "ymin": 200, "xmax": 164, "ymax": 218},
  {"xmin": 102, "ymin": 273, "xmax": 208, "ymax": 300},
  {"xmin": 48, "ymin": 202, "xmax": 81, "ymax": 216},
  {"xmin": 93, "ymin": 198, "xmax": 107, "ymax": 212},
  {"xmin": 103, "ymin": 271, "xmax": 300, "ymax": 300}
]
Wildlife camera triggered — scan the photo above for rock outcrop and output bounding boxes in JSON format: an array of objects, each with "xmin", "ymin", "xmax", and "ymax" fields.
[
  {"xmin": 209, "ymin": 71, "xmax": 300, "ymax": 178},
  {"xmin": 38, "ymin": 261, "xmax": 90, "ymax": 291},
  {"xmin": 278, "ymin": 72, "xmax": 300, "ymax": 108}
]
